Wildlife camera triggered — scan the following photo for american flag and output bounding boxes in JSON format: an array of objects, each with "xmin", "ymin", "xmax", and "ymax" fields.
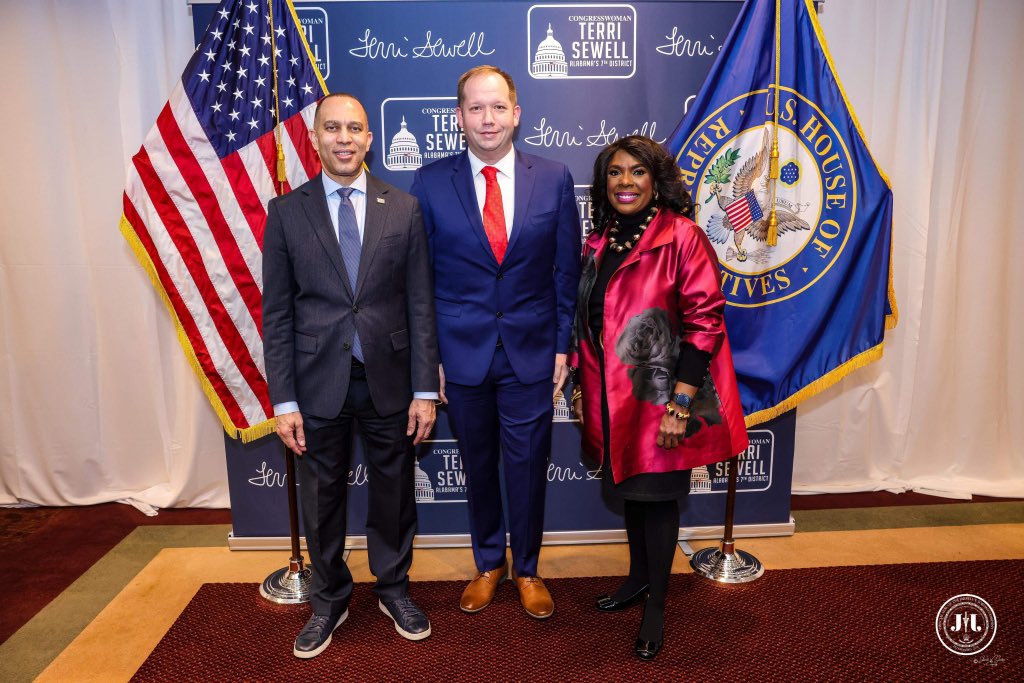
[
  {"xmin": 724, "ymin": 190, "xmax": 763, "ymax": 233},
  {"xmin": 120, "ymin": 0, "xmax": 326, "ymax": 440}
]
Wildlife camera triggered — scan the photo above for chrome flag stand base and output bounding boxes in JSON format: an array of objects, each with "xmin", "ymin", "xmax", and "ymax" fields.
[
  {"xmin": 260, "ymin": 560, "xmax": 313, "ymax": 604},
  {"xmin": 690, "ymin": 454, "xmax": 765, "ymax": 584},
  {"xmin": 690, "ymin": 539, "xmax": 764, "ymax": 584},
  {"xmin": 260, "ymin": 447, "xmax": 312, "ymax": 604}
]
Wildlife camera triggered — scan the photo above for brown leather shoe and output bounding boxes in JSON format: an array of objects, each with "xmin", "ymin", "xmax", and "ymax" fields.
[
  {"xmin": 459, "ymin": 563, "xmax": 508, "ymax": 613},
  {"xmin": 512, "ymin": 572, "xmax": 554, "ymax": 619}
]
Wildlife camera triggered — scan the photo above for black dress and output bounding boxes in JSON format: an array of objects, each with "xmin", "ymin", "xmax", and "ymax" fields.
[{"xmin": 586, "ymin": 207, "xmax": 709, "ymax": 501}]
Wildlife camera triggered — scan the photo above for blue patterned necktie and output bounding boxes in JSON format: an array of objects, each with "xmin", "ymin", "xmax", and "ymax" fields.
[{"xmin": 336, "ymin": 186, "xmax": 363, "ymax": 362}]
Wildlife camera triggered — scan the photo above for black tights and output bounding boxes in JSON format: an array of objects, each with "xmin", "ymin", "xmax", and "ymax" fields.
[{"xmin": 612, "ymin": 498, "xmax": 680, "ymax": 641}]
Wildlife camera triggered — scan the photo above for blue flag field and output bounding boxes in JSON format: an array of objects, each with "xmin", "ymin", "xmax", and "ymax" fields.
[{"xmin": 667, "ymin": 0, "xmax": 898, "ymax": 426}]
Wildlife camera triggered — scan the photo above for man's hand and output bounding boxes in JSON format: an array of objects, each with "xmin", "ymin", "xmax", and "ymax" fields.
[
  {"xmin": 552, "ymin": 353, "xmax": 568, "ymax": 400},
  {"xmin": 407, "ymin": 398, "xmax": 437, "ymax": 445},
  {"xmin": 655, "ymin": 410, "xmax": 687, "ymax": 449},
  {"xmin": 438, "ymin": 364, "xmax": 448, "ymax": 405},
  {"xmin": 276, "ymin": 411, "xmax": 307, "ymax": 456}
]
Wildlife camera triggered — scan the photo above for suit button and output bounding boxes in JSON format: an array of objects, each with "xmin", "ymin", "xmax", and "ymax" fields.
[
  {"xmin": 343, "ymin": 342, "xmax": 352, "ymax": 350},
  {"xmin": 496, "ymin": 311, "xmax": 503, "ymax": 318},
  {"xmin": 496, "ymin": 273, "xmax": 504, "ymax": 280},
  {"xmin": 352, "ymin": 305, "xmax": 359, "ymax": 313}
]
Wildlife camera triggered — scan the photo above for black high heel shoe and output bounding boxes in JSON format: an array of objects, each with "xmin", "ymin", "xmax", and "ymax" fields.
[
  {"xmin": 634, "ymin": 634, "xmax": 663, "ymax": 661},
  {"xmin": 634, "ymin": 602, "xmax": 664, "ymax": 661},
  {"xmin": 595, "ymin": 584, "xmax": 649, "ymax": 612}
]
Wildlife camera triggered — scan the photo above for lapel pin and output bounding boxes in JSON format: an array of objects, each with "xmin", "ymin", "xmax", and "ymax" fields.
[{"xmin": 376, "ymin": 197, "xmax": 386, "ymax": 204}]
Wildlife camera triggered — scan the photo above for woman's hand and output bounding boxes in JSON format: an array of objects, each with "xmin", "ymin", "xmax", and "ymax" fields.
[
  {"xmin": 656, "ymin": 409, "xmax": 686, "ymax": 449},
  {"xmin": 572, "ymin": 397, "xmax": 584, "ymax": 426}
]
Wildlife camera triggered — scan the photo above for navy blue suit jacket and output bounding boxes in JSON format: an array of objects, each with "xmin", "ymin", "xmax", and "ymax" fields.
[{"xmin": 411, "ymin": 150, "xmax": 581, "ymax": 386}]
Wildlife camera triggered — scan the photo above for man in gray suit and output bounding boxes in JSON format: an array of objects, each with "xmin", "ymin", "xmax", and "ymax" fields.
[{"xmin": 262, "ymin": 93, "xmax": 439, "ymax": 659}]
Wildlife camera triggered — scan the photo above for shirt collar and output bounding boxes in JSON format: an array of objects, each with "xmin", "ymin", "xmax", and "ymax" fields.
[
  {"xmin": 322, "ymin": 169, "xmax": 368, "ymax": 198},
  {"xmin": 467, "ymin": 147, "xmax": 516, "ymax": 179}
]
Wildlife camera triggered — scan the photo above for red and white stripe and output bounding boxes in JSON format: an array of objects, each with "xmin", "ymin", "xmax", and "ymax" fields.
[
  {"xmin": 725, "ymin": 191, "xmax": 758, "ymax": 233},
  {"xmin": 122, "ymin": 82, "xmax": 320, "ymax": 433}
]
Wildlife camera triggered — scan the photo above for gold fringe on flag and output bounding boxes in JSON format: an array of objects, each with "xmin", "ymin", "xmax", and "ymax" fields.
[
  {"xmin": 119, "ymin": 215, "xmax": 275, "ymax": 442},
  {"xmin": 740, "ymin": 0, "xmax": 900, "ymax": 425},
  {"xmin": 743, "ymin": 343, "xmax": 884, "ymax": 427}
]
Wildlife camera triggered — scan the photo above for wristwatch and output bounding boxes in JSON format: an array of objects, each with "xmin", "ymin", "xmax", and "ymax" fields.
[{"xmin": 670, "ymin": 392, "xmax": 693, "ymax": 410}]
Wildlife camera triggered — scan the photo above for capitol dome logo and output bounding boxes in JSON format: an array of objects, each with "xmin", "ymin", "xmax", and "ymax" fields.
[
  {"xmin": 690, "ymin": 465, "xmax": 712, "ymax": 493},
  {"xmin": 413, "ymin": 458, "xmax": 434, "ymax": 502},
  {"xmin": 527, "ymin": 5, "xmax": 636, "ymax": 80},
  {"xmin": 531, "ymin": 24, "xmax": 568, "ymax": 78},
  {"xmin": 381, "ymin": 97, "xmax": 464, "ymax": 172},
  {"xmin": 552, "ymin": 391, "xmax": 579, "ymax": 423},
  {"xmin": 414, "ymin": 438, "xmax": 467, "ymax": 501},
  {"xmin": 687, "ymin": 430, "xmax": 775, "ymax": 495},
  {"xmin": 386, "ymin": 116, "xmax": 422, "ymax": 171}
]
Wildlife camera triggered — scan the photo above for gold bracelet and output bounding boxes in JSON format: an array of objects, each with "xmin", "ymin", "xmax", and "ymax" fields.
[
  {"xmin": 571, "ymin": 386, "xmax": 583, "ymax": 403},
  {"xmin": 665, "ymin": 403, "xmax": 690, "ymax": 421}
]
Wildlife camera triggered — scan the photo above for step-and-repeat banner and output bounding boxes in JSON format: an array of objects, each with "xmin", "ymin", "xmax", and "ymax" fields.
[
  {"xmin": 194, "ymin": 0, "xmax": 796, "ymax": 541},
  {"xmin": 226, "ymin": 408, "xmax": 794, "ymax": 539}
]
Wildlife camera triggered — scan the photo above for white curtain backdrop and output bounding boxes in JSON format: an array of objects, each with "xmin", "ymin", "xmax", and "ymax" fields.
[
  {"xmin": 0, "ymin": 0, "xmax": 227, "ymax": 508},
  {"xmin": 795, "ymin": 0, "xmax": 1024, "ymax": 497},
  {"xmin": 0, "ymin": 0, "xmax": 1021, "ymax": 508}
]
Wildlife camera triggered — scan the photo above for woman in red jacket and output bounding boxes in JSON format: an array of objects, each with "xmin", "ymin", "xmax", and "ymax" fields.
[{"xmin": 571, "ymin": 136, "xmax": 748, "ymax": 661}]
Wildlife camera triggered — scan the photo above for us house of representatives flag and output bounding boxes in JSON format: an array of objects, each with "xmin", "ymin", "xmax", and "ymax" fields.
[
  {"xmin": 667, "ymin": 0, "xmax": 897, "ymax": 426},
  {"xmin": 120, "ymin": 0, "xmax": 327, "ymax": 440}
]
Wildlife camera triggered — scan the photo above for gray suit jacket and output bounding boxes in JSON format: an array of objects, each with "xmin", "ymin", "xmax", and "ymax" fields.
[{"xmin": 262, "ymin": 172, "xmax": 439, "ymax": 419}]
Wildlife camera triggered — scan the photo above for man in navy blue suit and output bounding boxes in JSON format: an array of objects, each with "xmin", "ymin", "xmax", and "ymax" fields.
[{"xmin": 411, "ymin": 66, "xmax": 581, "ymax": 619}]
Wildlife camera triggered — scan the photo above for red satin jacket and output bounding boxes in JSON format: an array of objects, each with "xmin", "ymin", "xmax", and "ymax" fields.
[{"xmin": 571, "ymin": 209, "xmax": 748, "ymax": 483}]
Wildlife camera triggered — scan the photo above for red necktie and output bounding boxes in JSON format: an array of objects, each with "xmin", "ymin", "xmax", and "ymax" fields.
[{"xmin": 481, "ymin": 166, "xmax": 508, "ymax": 264}]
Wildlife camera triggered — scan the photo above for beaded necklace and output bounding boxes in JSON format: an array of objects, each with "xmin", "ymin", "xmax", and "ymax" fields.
[{"xmin": 607, "ymin": 206, "xmax": 658, "ymax": 253}]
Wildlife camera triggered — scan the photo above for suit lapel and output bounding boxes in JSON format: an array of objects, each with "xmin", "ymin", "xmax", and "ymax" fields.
[
  {"xmin": 451, "ymin": 152, "xmax": 499, "ymax": 266},
  {"xmin": 505, "ymin": 150, "xmax": 535, "ymax": 259},
  {"xmin": 357, "ymin": 173, "xmax": 389, "ymax": 297},
  {"xmin": 301, "ymin": 174, "xmax": 353, "ymax": 297}
]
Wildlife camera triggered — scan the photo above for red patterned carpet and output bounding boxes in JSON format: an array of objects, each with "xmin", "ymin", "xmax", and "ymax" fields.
[{"xmin": 133, "ymin": 560, "xmax": 1021, "ymax": 681}]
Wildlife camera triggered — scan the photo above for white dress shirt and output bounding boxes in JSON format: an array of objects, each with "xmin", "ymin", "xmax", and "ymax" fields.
[
  {"xmin": 467, "ymin": 147, "xmax": 515, "ymax": 237},
  {"xmin": 322, "ymin": 170, "xmax": 368, "ymax": 242}
]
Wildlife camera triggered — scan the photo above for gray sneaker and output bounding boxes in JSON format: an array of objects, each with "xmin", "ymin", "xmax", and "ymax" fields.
[
  {"xmin": 378, "ymin": 597, "xmax": 431, "ymax": 641},
  {"xmin": 293, "ymin": 610, "xmax": 348, "ymax": 659}
]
